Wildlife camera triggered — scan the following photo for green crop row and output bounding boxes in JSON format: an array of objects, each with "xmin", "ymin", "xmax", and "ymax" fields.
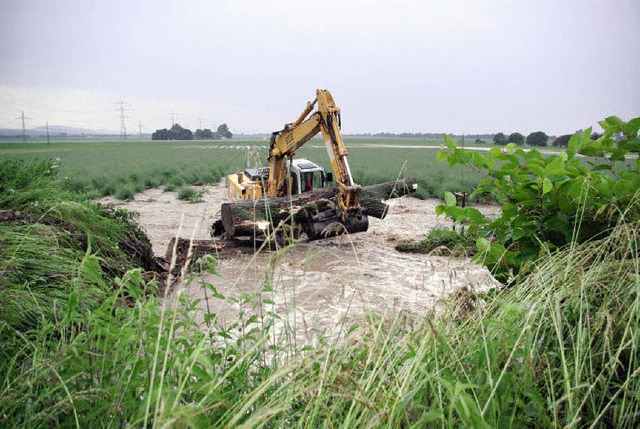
[{"xmin": 0, "ymin": 138, "xmax": 487, "ymax": 201}]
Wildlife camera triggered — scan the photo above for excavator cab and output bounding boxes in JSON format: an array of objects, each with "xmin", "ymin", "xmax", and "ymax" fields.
[{"xmin": 289, "ymin": 158, "xmax": 328, "ymax": 195}]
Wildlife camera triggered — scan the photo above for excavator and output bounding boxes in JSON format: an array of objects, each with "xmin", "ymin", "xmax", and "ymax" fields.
[{"xmin": 221, "ymin": 89, "xmax": 369, "ymax": 240}]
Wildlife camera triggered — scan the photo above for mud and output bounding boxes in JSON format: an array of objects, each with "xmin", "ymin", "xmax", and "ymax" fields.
[{"xmin": 99, "ymin": 184, "xmax": 501, "ymax": 343}]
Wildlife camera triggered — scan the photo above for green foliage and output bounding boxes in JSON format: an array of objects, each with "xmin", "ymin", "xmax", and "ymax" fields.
[
  {"xmin": 493, "ymin": 132, "xmax": 507, "ymax": 146},
  {"xmin": 436, "ymin": 116, "xmax": 640, "ymax": 283},
  {"xmin": 152, "ymin": 123, "xmax": 194, "ymax": 140},
  {"xmin": 176, "ymin": 186, "xmax": 205, "ymax": 203},
  {"xmin": 507, "ymin": 132, "xmax": 525, "ymax": 145},
  {"xmin": 1, "ymin": 156, "xmax": 639, "ymax": 427},
  {"xmin": 552, "ymin": 133, "xmax": 573, "ymax": 147},
  {"xmin": 1, "ymin": 137, "xmax": 489, "ymax": 201},
  {"xmin": 526, "ymin": 130, "xmax": 549, "ymax": 147},
  {"xmin": 114, "ymin": 184, "xmax": 135, "ymax": 200},
  {"xmin": 4, "ymin": 221, "xmax": 638, "ymax": 426},
  {"xmin": 215, "ymin": 123, "xmax": 233, "ymax": 139},
  {"xmin": 0, "ymin": 159, "xmax": 157, "ymax": 331},
  {"xmin": 396, "ymin": 226, "xmax": 477, "ymax": 255},
  {"xmin": 194, "ymin": 128, "xmax": 214, "ymax": 139}
]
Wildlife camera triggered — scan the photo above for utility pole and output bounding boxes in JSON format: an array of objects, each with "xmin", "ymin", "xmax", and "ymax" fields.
[
  {"xmin": 46, "ymin": 121, "xmax": 50, "ymax": 145},
  {"xmin": 15, "ymin": 111, "xmax": 32, "ymax": 143}
]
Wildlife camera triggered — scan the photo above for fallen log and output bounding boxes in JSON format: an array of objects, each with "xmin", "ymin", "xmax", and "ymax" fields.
[
  {"xmin": 359, "ymin": 177, "xmax": 419, "ymax": 219},
  {"xmin": 215, "ymin": 177, "xmax": 417, "ymax": 239}
]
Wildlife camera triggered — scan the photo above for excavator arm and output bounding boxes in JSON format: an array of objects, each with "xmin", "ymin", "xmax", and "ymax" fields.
[{"xmin": 268, "ymin": 89, "xmax": 363, "ymax": 223}]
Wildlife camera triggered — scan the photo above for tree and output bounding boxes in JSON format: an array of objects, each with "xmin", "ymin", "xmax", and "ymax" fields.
[
  {"xmin": 526, "ymin": 131, "xmax": 548, "ymax": 147},
  {"xmin": 194, "ymin": 128, "xmax": 214, "ymax": 140},
  {"xmin": 552, "ymin": 134, "xmax": 573, "ymax": 148},
  {"xmin": 151, "ymin": 123, "xmax": 193, "ymax": 140},
  {"xmin": 215, "ymin": 123, "xmax": 233, "ymax": 139},
  {"xmin": 152, "ymin": 128, "xmax": 170, "ymax": 140},
  {"xmin": 170, "ymin": 124, "xmax": 193, "ymax": 140},
  {"xmin": 508, "ymin": 132, "xmax": 525, "ymax": 145},
  {"xmin": 493, "ymin": 132, "xmax": 507, "ymax": 146}
]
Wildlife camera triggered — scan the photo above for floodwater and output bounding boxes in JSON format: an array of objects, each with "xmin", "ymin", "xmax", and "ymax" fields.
[{"xmin": 99, "ymin": 183, "xmax": 501, "ymax": 344}]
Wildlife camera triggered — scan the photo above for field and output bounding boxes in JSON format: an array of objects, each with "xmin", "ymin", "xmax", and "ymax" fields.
[{"xmin": 0, "ymin": 136, "xmax": 487, "ymax": 200}]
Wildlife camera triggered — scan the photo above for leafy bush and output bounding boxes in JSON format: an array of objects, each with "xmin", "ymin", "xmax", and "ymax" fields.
[{"xmin": 436, "ymin": 116, "xmax": 640, "ymax": 283}]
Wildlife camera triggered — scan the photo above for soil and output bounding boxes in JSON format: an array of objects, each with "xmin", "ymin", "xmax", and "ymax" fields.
[{"xmin": 99, "ymin": 183, "xmax": 501, "ymax": 343}]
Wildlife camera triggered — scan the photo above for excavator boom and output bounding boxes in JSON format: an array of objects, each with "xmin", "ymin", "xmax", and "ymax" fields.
[{"xmin": 268, "ymin": 89, "xmax": 364, "ymax": 224}]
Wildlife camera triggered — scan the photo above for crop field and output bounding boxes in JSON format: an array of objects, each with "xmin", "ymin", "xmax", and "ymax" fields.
[{"xmin": 0, "ymin": 136, "xmax": 487, "ymax": 200}]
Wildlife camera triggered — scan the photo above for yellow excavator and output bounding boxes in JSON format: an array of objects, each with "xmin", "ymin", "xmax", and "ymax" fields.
[{"xmin": 223, "ymin": 89, "xmax": 369, "ymax": 240}]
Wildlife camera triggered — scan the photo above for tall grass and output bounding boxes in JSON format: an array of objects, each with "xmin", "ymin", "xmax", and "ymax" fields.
[
  {"xmin": 0, "ymin": 159, "xmax": 156, "ymax": 331},
  {"xmin": 2, "ymin": 212, "xmax": 638, "ymax": 425}
]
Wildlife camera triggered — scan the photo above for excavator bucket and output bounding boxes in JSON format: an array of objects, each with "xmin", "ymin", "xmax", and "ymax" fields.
[{"xmin": 305, "ymin": 213, "xmax": 369, "ymax": 241}]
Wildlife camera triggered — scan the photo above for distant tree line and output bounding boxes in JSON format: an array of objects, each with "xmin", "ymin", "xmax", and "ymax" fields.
[
  {"xmin": 354, "ymin": 132, "xmax": 495, "ymax": 140},
  {"xmin": 152, "ymin": 123, "xmax": 233, "ymax": 141},
  {"xmin": 492, "ymin": 130, "xmax": 604, "ymax": 147}
]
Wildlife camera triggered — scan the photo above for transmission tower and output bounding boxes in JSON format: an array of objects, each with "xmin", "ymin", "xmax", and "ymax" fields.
[
  {"xmin": 198, "ymin": 116, "xmax": 203, "ymax": 130},
  {"xmin": 169, "ymin": 109, "xmax": 178, "ymax": 127},
  {"xmin": 114, "ymin": 99, "xmax": 131, "ymax": 140},
  {"xmin": 15, "ymin": 111, "xmax": 32, "ymax": 143},
  {"xmin": 46, "ymin": 121, "xmax": 50, "ymax": 145},
  {"xmin": 138, "ymin": 121, "xmax": 143, "ymax": 138}
]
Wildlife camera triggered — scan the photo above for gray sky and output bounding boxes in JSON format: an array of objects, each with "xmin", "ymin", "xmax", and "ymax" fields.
[{"xmin": 0, "ymin": 0, "xmax": 638, "ymax": 135}]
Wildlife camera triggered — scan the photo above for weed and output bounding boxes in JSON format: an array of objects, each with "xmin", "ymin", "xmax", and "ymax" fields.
[
  {"xmin": 396, "ymin": 226, "xmax": 477, "ymax": 256},
  {"xmin": 176, "ymin": 186, "xmax": 204, "ymax": 203},
  {"xmin": 114, "ymin": 184, "xmax": 135, "ymax": 200}
]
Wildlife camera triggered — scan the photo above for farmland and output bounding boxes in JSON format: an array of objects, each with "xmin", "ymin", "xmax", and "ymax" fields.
[{"xmin": 0, "ymin": 136, "xmax": 486, "ymax": 200}]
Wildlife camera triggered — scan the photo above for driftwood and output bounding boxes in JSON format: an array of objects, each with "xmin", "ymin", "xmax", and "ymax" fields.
[{"xmin": 215, "ymin": 177, "xmax": 417, "ymax": 239}]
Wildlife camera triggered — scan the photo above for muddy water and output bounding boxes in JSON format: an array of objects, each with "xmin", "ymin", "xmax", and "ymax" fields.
[{"xmin": 100, "ymin": 185, "xmax": 501, "ymax": 343}]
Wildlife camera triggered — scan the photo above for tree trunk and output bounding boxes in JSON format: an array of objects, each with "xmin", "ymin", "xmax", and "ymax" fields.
[
  {"xmin": 360, "ymin": 177, "xmax": 418, "ymax": 219},
  {"xmin": 215, "ymin": 177, "xmax": 417, "ymax": 238}
]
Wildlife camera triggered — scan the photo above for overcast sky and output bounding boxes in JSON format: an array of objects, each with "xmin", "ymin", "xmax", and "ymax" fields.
[{"xmin": 0, "ymin": 0, "xmax": 638, "ymax": 135}]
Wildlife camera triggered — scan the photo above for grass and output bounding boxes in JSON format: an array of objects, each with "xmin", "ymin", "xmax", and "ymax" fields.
[
  {"xmin": 1, "ymin": 158, "xmax": 638, "ymax": 426},
  {"xmin": 176, "ymin": 186, "xmax": 205, "ymax": 203},
  {"xmin": 2, "ymin": 217, "xmax": 637, "ymax": 427},
  {"xmin": 395, "ymin": 226, "xmax": 478, "ymax": 256}
]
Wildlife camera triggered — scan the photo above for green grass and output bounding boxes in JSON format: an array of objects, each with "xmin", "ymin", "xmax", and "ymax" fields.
[
  {"xmin": 2, "ymin": 218, "xmax": 637, "ymax": 427},
  {"xmin": 0, "ymin": 137, "xmax": 489, "ymax": 200},
  {"xmin": 395, "ymin": 226, "xmax": 478, "ymax": 256}
]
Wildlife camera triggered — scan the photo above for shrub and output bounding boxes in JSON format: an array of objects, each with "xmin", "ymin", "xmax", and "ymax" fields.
[
  {"xmin": 115, "ymin": 184, "xmax": 135, "ymax": 200},
  {"xmin": 436, "ymin": 115, "xmax": 640, "ymax": 283},
  {"xmin": 177, "ymin": 186, "xmax": 204, "ymax": 203}
]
